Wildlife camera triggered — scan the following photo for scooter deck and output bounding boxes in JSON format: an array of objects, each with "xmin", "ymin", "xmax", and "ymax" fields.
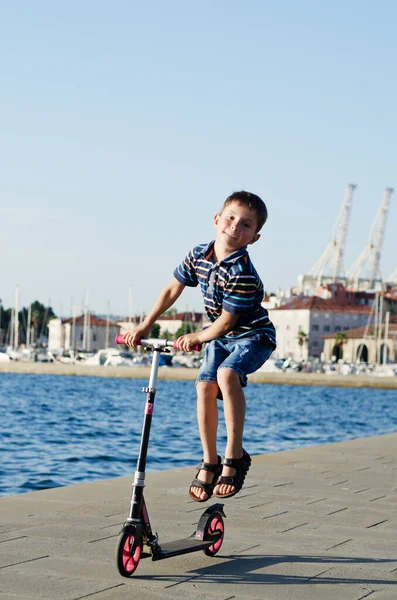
[{"xmin": 151, "ymin": 535, "xmax": 220, "ymax": 561}]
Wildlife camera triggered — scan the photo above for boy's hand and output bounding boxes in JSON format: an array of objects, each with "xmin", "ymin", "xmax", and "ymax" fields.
[
  {"xmin": 121, "ymin": 323, "xmax": 151, "ymax": 347},
  {"xmin": 175, "ymin": 333, "xmax": 202, "ymax": 352}
]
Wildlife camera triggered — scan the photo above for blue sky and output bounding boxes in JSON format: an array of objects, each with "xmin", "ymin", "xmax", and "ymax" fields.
[{"xmin": 1, "ymin": 1, "xmax": 396, "ymax": 316}]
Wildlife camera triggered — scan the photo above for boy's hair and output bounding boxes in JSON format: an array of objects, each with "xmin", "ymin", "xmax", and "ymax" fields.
[{"xmin": 222, "ymin": 191, "xmax": 268, "ymax": 232}]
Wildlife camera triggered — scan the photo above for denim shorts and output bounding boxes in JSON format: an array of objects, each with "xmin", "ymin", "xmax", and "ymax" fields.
[{"xmin": 196, "ymin": 334, "xmax": 274, "ymax": 391}]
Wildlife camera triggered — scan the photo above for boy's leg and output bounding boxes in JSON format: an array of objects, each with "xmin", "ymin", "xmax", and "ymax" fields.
[
  {"xmin": 190, "ymin": 381, "xmax": 219, "ymax": 501},
  {"xmin": 191, "ymin": 339, "xmax": 230, "ymax": 500},
  {"xmin": 212, "ymin": 338, "xmax": 273, "ymax": 497},
  {"xmin": 214, "ymin": 368, "xmax": 246, "ymax": 497},
  {"xmin": 197, "ymin": 381, "xmax": 219, "ymax": 463}
]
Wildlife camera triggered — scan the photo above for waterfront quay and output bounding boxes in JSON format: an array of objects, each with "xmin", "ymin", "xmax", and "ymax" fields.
[
  {"xmin": 1, "ymin": 361, "xmax": 397, "ymax": 389},
  {"xmin": 1, "ymin": 433, "xmax": 396, "ymax": 599}
]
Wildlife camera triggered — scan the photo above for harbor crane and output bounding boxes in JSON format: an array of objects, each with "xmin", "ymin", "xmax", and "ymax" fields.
[
  {"xmin": 308, "ymin": 184, "xmax": 356, "ymax": 286},
  {"xmin": 346, "ymin": 187, "xmax": 394, "ymax": 289},
  {"xmin": 385, "ymin": 268, "xmax": 397, "ymax": 285}
]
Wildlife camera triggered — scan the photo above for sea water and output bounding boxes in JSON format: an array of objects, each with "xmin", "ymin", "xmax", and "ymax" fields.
[{"xmin": 1, "ymin": 373, "xmax": 396, "ymax": 496}]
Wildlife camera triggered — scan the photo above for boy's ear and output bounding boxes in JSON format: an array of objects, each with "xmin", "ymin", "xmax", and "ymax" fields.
[
  {"xmin": 214, "ymin": 213, "xmax": 221, "ymax": 226},
  {"xmin": 249, "ymin": 233, "xmax": 261, "ymax": 245}
]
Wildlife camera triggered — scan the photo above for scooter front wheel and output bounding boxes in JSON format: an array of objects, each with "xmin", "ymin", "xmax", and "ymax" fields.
[
  {"xmin": 115, "ymin": 525, "xmax": 142, "ymax": 577},
  {"xmin": 203, "ymin": 512, "xmax": 224, "ymax": 557}
]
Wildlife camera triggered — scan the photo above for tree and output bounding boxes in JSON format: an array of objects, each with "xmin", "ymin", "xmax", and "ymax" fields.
[
  {"xmin": 297, "ymin": 330, "xmax": 308, "ymax": 360},
  {"xmin": 31, "ymin": 310, "xmax": 41, "ymax": 341},
  {"xmin": 334, "ymin": 331, "xmax": 348, "ymax": 347},
  {"xmin": 0, "ymin": 300, "xmax": 5, "ymax": 345},
  {"xmin": 333, "ymin": 331, "xmax": 348, "ymax": 361},
  {"xmin": 149, "ymin": 323, "xmax": 161, "ymax": 338},
  {"xmin": 21, "ymin": 301, "xmax": 56, "ymax": 345},
  {"xmin": 174, "ymin": 322, "xmax": 196, "ymax": 338},
  {"xmin": 0, "ymin": 300, "xmax": 56, "ymax": 346},
  {"xmin": 162, "ymin": 308, "xmax": 177, "ymax": 316}
]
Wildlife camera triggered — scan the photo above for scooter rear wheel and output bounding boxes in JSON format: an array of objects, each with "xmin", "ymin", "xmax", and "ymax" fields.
[
  {"xmin": 116, "ymin": 525, "xmax": 142, "ymax": 577},
  {"xmin": 204, "ymin": 513, "xmax": 224, "ymax": 556}
]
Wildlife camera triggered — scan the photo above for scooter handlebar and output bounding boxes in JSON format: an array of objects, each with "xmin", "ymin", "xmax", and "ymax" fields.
[
  {"xmin": 115, "ymin": 334, "xmax": 131, "ymax": 345},
  {"xmin": 115, "ymin": 335, "xmax": 202, "ymax": 352}
]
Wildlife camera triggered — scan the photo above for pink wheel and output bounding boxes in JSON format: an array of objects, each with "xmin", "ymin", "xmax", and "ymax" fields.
[
  {"xmin": 204, "ymin": 513, "xmax": 224, "ymax": 556},
  {"xmin": 116, "ymin": 526, "xmax": 142, "ymax": 577}
]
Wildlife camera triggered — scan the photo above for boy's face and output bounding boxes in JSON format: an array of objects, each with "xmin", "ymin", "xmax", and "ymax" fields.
[{"xmin": 214, "ymin": 201, "xmax": 260, "ymax": 252}]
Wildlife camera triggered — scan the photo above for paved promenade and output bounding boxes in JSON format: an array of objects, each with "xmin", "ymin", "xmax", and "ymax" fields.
[
  {"xmin": 1, "ymin": 433, "xmax": 397, "ymax": 600},
  {"xmin": 1, "ymin": 361, "xmax": 397, "ymax": 389}
]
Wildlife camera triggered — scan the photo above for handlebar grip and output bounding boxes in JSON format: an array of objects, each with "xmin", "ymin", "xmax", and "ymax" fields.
[
  {"xmin": 115, "ymin": 334, "xmax": 141, "ymax": 346},
  {"xmin": 173, "ymin": 340, "xmax": 202, "ymax": 351}
]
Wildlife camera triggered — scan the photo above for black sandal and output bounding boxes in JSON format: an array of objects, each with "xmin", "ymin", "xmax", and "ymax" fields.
[
  {"xmin": 189, "ymin": 456, "xmax": 222, "ymax": 502},
  {"xmin": 214, "ymin": 449, "xmax": 251, "ymax": 499}
]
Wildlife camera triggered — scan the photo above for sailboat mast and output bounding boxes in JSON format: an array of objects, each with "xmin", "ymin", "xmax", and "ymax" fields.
[
  {"xmin": 106, "ymin": 301, "xmax": 110, "ymax": 348},
  {"xmin": 383, "ymin": 311, "xmax": 390, "ymax": 365},
  {"xmin": 14, "ymin": 286, "xmax": 19, "ymax": 350},
  {"xmin": 27, "ymin": 303, "xmax": 31, "ymax": 346},
  {"xmin": 83, "ymin": 289, "xmax": 89, "ymax": 350},
  {"xmin": 128, "ymin": 286, "xmax": 132, "ymax": 323}
]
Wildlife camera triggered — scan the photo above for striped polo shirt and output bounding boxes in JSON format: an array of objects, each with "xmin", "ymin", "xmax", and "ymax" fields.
[{"xmin": 173, "ymin": 241, "xmax": 276, "ymax": 347}]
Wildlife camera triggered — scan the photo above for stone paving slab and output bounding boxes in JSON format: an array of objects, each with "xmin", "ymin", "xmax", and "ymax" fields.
[{"xmin": 1, "ymin": 433, "xmax": 397, "ymax": 599}]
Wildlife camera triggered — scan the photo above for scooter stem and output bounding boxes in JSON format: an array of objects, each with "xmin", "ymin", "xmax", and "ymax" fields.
[
  {"xmin": 148, "ymin": 346, "xmax": 162, "ymax": 391},
  {"xmin": 128, "ymin": 347, "xmax": 162, "ymax": 523}
]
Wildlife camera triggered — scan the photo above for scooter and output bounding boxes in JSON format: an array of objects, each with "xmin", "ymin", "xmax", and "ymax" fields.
[{"xmin": 114, "ymin": 335, "xmax": 226, "ymax": 577}]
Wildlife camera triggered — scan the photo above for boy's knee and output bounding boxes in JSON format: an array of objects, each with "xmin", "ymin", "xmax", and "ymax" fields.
[
  {"xmin": 217, "ymin": 367, "xmax": 240, "ymax": 388},
  {"xmin": 197, "ymin": 381, "xmax": 218, "ymax": 399}
]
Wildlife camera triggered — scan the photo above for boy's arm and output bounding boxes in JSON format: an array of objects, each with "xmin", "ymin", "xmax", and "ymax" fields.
[
  {"xmin": 176, "ymin": 309, "xmax": 239, "ymax": 351},
  {"xmin": 122, "ymin": 278, "xmax": 185, "ymax": 346}
]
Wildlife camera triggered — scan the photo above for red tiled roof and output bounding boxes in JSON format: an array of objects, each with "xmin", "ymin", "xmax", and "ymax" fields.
[
  {"xmin": 62, "ymin": 315, "xmax": 120, "ymax": 327},
  {"xmin": 323, "ymin": 323, "xmax": 397, "ymax": 339},
  {"xmin": 273, "ymin": 295, "xmax": 371, "ymax": 313}
]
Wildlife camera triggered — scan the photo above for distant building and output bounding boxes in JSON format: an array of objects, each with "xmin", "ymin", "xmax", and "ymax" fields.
[
  {"xmin": 156, "ymin": 312, "xmax": 209, "ymax": 337},
  {"xmin": 269, "ymin": 295, "xmax": 371, "ymax": 361},
  {"xmin": 323, "ymin": 317, "xmax": 397, "ymax": 364},
  {"xmin": 262, "ymin": 288, "xmax": 295, "ymax": 310},
  {"xmin": 294, "ymin": 282, "xmax": 397, "ymax": 314},
  {"xmin": 48, "ymin": 315, "xmax": 121, "ymax": 353},
  {"xmin": 48, "ymin": 312, "xmax": 209, "ymax": 353}
]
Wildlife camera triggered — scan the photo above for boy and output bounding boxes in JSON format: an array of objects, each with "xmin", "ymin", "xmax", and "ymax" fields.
[{"xmin": 123, "ymin": 191, "xmax": 276, "ymax": 501}]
